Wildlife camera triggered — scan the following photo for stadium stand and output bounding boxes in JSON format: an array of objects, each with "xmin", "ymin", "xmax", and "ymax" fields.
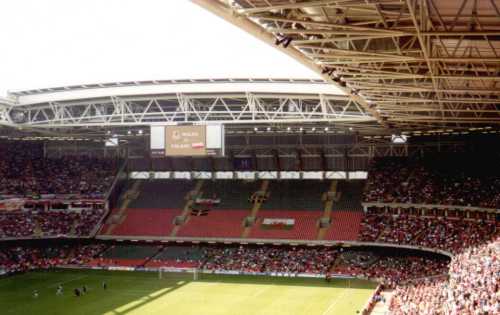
[
  {"xmin": 331, "ymin": 180, "xmax": 364, "ymax": 211},
  {"xmin": 358, "ymin": 207, "xmax": 498, "ymax": 253},
  {"xmin": 176, "ymin": 210, "xmax": 247, "ymax": 238},
  {"xmin": 202, "ymin": 245, "xmax": 338, "ymax": 274},
  {"xmin": 108, "ymin": 208, "xmax": 181, "ymax": 237},
  {"xmin": 0, "ymin": 141, "xmax": 117, "ymax": 197},
  {"xmin": 323, "ymin": 210, "xmax": 363, "ymax": 241},
  {"xmin": 146, "ymin": 245, "xmax": 203, "ymax": 268},
  {"xmin": 364, "ymin": 154, "xmax": 500, "ymax": 208},
  {"xmin": 389, "ymin": 237, "xmax": 499, "ymax": 314},
  {"xmin": 331, "ymin": 249, "xmax": 449, "ymax": 288},
  {"xmin": 126, "ymin": 180, "xmax": 194, "ymax": 209},
  {"xmin": 260, "ymin": 180, "xmax": 326, "ymax": 211},
  {"xmin": 0, "ymin": 209, "xmax": 106, "ymax": 238},
  {"xmin": 87, "ymin": 244, "xmax": 161, "ymax": 267},
  {"xmin": 198, "ymin": 180, "xmax": 259, "ymax": 210},
  {"xmin": 248, "ymin": 210, "xmax": 320, "ymax": 240}
]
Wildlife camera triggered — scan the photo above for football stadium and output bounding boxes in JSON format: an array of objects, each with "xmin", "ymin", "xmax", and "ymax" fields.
[{"xmin": 0, "ymin": 1, "xmax": 499, "ymax": 315}]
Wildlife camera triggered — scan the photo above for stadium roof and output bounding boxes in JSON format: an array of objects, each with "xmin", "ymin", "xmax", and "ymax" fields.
[
  {"xmin": 1, "ymin": 0, "xmax": 499, "ymax": 139},
  {"xmin": 193, "ymin": 0, "xmax": 500, "ymax": 131}
]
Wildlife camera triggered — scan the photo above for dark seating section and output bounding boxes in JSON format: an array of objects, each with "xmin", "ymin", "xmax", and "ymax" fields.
[
  {"xmin": 127, "ymin": 180, "xmax": 194, "ymax": 209},
  {"xmin": 101, "ymin": 244, "xmax": 160, "ymax": 260},
  {"xmin": 200, "ymin": 180, "xmax": 259, "ymax": 210},
  {"xmin": 331, "ymin": 180, "xmax": 364, "ymax": 211},
  {"xmin": 152, "ymin": 245, "xmax": 204, "ymax": 261},
  {"xmin": 261, "ymin": 180, "xmax": 326, "ymax": 211}
]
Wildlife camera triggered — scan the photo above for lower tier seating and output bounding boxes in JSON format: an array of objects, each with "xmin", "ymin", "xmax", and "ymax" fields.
[{"xmin": 109, "ymin": 208, "xmax": 181, "ymax": 236}]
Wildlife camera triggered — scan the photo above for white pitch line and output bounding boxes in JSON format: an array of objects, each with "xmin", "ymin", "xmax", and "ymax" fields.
[{"xmin": 321, "ymin": 289, "xmax": 350, "ymax": 315}]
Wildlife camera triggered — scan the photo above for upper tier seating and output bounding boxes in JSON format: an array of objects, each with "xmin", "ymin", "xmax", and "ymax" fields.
[
  {"xmin": 260, "ymin": 180, "xmax": 326, "ymax": 211},
  {"xmin": 249, "ymin": 210, "xmax": 321, "ymax": 240},
  {"xmin": 109, "ymin": 208, "xmax": 181, "ymax": 236},
  {"xmin": 199, "ymin": 180, "xmax": 259, "ymax": 210},
  {"xmin": 364, "ymin": 154, "xmax": 500, "ymax": 208},
  {"xmin": 127, "ymin": 180, "xmax": 194, "ymax": 209},
  {"xmin": 331, "ymin": 180, "xmax": 364, "ymax": 211},
  {"xmin": 177, "ymin": 210, "xmax": 247, "ymax": 238},
  {"xmin": 323, "ymin": 210, "xmax": 363, "ymax": 241},
  {"xmin": 0, "ymin": 141, "xmax": 117, "ymax": 197}
]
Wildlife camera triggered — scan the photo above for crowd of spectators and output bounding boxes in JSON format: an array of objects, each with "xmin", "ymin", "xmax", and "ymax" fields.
[
  {"xmin": 331, "ymin": 251, "xmax": 449, "ymax": 288},
  {"xmin": 202, "ymin": 246, "xmax": 337, "ymax": 274},
  {"xmin": 0, "ymin": 212, "xmax": 35, "ymax": 237},
  {"xmin": 364, "ymin": 155, "xmax": 500, "ymax": 208},
  {"xmin": 389, "ymin": 237, "xmax": 499, "ymax": 315},
  {"xmin": 359, "ymin": 208, "xmax": 498, "ymax": 253},
  {"xmin": 0, "ymin": 243, "xmax": 107, "ymax": 274},
  {"xmin": 0, "ymin": 142, "xmax": 117, "ymax": 197},
  {"xmin": 0, "ymin": 209, "xmax": 105, "ymax": 239}
]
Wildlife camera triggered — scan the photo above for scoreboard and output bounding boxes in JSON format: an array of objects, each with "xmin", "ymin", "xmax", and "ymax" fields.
[{"xmin": 150, "ymin": 124, "xmax": 224, "ymax": 157}]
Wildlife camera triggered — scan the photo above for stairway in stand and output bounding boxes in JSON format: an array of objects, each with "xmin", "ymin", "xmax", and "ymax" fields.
[
  {"xmin": 102, "ymin": 180, "xmax": 142, "ymax": 235},
  {"xmin": 170, "ymin": 180, "xmax": 204, "ymax": 237},
  {"xmin": 317, "ymin": 180, "xmax": 338, "ymax": 240},
  {"xmin": 33, "ymin": 219, "xmax": 43, "ymax": 237},
  {"xmin": 241, "ymin": 180, "xmax": 269, "ymax": 238}
]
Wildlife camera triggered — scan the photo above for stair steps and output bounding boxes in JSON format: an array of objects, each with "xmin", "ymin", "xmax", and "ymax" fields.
[
  {"xmin": 170, "ymin": 180, "xmax": 204, "ymax": 237},
  {"xmin": 242, "ymin": 180, "xmax": 269, "ymax": 238},
  {"xmin": 317, "ymin": 180, "xmax": 338, "ymax": 240}
]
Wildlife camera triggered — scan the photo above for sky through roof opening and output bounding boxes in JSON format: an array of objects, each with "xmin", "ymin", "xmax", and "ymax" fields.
[{"xmin": 0, "ymin": 0, "xmax": 326, "ymax": 96}]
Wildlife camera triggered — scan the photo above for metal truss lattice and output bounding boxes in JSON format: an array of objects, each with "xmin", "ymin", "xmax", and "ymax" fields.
[{"xmin": 193, "ymin": 0, "xmax": 500, "ymax": 130}]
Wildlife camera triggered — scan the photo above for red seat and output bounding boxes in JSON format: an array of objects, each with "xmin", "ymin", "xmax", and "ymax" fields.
[
  {"xmin": 177, "ymin": 210, "xmax": 247, "ymax": 238},
  {"xmin": 110, "ymin": 208, "xmax": 180, "ymax": 236},
  {"xmin": 324, "ymin": 211, "xmax": 363, "ymax": 241},
  {"xmin": 249, "ymin": 210, "xmax": 320, "ymax": 240}
]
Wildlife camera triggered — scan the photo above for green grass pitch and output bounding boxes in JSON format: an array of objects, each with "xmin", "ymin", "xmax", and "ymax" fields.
[{"xmin": 0, "ymin": 269, "xmax": 377, "ymax": 315}]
